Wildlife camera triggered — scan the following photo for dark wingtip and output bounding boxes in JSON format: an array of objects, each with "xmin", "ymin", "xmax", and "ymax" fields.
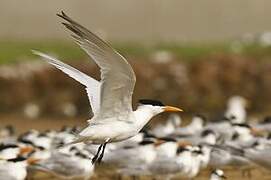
[
  {"xmin": 57, "ymin": 11, "xmax": 70, "ymax": 22},
  {"xmin": 56, "ymin": 143, "xmax": 65, "ymax": 149},
  {"xmin": 56, "ymin": 11, "xmax": 62, "ymax": 18},
  {"xmin": 61, "ymin": 22, "xmax": 68, "ymax": 27},
  {"xmin": 57, "ymin": 10, "xmax": 64, "ymax": 16}
]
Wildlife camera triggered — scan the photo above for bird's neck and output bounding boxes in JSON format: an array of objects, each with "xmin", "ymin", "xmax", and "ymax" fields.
[
  {"xmin": 133, "ymin": 107, "xmax": 158, "ymax": 131},
  {"xmin": 204, "ymin": 135, "xmax": 217, "ymax": 145},
  {"xmin": 189, "ymin": 119, "xmax": 203, "ymax": 130},
  {"xmin": 156, "ymin": 142, "xmax": 177, "ymax": 158},
  {"xmin": 238, "ymin": 132, "xmax": 253, "ymax": 142}
]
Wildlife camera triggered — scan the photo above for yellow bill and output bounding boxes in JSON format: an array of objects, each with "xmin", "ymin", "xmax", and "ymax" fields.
[{"xmin": 163, "ymin": 106, "xmax": 183, "ymax": 112}]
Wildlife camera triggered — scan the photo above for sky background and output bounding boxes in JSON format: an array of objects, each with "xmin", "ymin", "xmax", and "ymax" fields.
[{"xmin": 0, "ymin": 0, "xmax": 271, "ymax": 43}]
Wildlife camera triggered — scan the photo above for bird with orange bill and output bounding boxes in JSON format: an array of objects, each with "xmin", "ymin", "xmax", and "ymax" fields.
[{"xmin": 33, "ymin": 11, "xmax": 183, "ymax": 164}]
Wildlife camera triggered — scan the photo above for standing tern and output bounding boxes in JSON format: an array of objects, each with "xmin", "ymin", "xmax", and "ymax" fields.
[
  {"xmin": 172, "ymin": 114, "xmax": 206, "ymax": 136},
  {"xmin": 225, "ymin": 96, "xmax": 247, "ymax": 124},
  {"xmin": 30, "ymin": 148, "xmax": 94, "ymax": 179},
  {"xmin": 253, "ymin": 116, "xmax": 271, "ymax": 132},
  {"xmin": 243, "ymin": 141, "xmax": 271, "ymax": 170},
  {"xmin": 0, "ymin": 156, "xmax": 30, "ymax": 180},
  {"xmin": 210, "ymin": 169, "xmax": 226, "ymax": 180},
  {"xmin": 33, "ymin": 11, "xmax": 183, "ymax": 164},
  {"xmin": 151, "ymin": 114, "xmax": 182, "ymax": 137}
]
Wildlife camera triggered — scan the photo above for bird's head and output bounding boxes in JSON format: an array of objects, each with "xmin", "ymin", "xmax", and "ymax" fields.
[
  {"xmin": 212, "ymin": 169, "xmax": 227, "ymax": 179},
  {"xmin": 228, "ymin": 96, "xmax": 248, "ymax": 108},
  {"xmin": 137, "ymin": 99, "xmax": 183, "ymax": 115}
]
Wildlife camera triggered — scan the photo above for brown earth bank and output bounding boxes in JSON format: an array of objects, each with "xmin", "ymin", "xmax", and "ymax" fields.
[
  {"xmin": 1, "ymin": 53, "xmax": 271, "ymax": 120},
  {"xmin": 29, "ymin": 166, "xmax": 271, "ymax": 180}
]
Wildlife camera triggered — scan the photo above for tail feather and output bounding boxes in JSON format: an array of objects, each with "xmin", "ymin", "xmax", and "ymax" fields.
[{"xmin": 56, "ymin": 136, "xmax": 88, "ymax": 149}]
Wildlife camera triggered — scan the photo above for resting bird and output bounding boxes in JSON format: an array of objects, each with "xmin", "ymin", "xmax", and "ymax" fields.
[
  {"xmin": 210, "ymin": 169, "xmax": 226, "ymax": 180},
  {"xmin": 33, "ymin": 11, "xmax": 183, "ymax": 164}
]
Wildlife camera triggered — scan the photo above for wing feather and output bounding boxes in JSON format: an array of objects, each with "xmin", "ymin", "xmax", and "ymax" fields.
[
  {"xmin": 57, "ymin": 11, "xmax": 136, "ymax": 120},
  {"xmin": 32, "ymin": 50, "xmax": 101, "ymax": 115}
]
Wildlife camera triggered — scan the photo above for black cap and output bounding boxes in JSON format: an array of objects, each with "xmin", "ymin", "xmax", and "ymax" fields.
[
  {"xmin": 7, "ymin": 156, "xmax": 26, "ymax": 162},
  {"xmin": 201, "ymin": 129, "xmax": 215, "ymax": 137},
  {"xmin": 0, "ymin": 144, "xmax": 18, "ymax": 151},
  {"xmin": 176, "ymin": 146, "xmax": 190, "ymax": 154},
  {"xmin": 139, "ymin": 139, "xmax": 155, "ymax": 146},
  {"xmin": 138, "ymin": 99, "xmax": 164, "ymax": 106},
  {"xmin": 261, "ymin": 116, "xmax": 271, "ymax": 124},
  {"xmin": 232, "ymin": 123, "xmax": 251, "ymax": 129}
]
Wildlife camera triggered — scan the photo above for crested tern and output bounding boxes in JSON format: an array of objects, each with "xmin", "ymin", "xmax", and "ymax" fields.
[{"xmin": 33, "ymin": 11, "xmax": 182, "ymax": 164}]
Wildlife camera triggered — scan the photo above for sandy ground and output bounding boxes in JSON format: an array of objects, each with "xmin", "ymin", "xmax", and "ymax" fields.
[
  {"xmin": 29, "ymin": 166, "xmax": 271, "ymax": 180},
  {"xmin": 1, "ymin": 115, "xmax": 271, "ymax": 180}
]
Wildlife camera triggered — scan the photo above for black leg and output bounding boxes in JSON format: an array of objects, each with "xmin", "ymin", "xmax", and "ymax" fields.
[
  {"xmin": 97, "ymin": 141, "xmax": 108, "ymax": 163},
  {"xmin": 91, "ymin": 144, "xmax": 103, "ymax": 164},
  {"xmin": 131, "ymin": 175, "xmax": 138, "ymax": 180}
]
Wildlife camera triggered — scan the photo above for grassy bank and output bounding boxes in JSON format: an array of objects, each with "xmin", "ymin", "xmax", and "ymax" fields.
[
  {"xmin": 1, "ymin": 40, "xmax": 271, "ymax": 117},
  {"xmin": 0, "ymin": 40, "xmax": 84, "ymax": 64},
  {"xmin": 2, "ymin": 40, "xmax": 270, "ymax": 64}
]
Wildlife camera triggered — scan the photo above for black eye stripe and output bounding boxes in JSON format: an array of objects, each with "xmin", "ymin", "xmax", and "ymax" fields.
[
  {"xmin": 232, "ymin": 123, "xmax": 251, "ymax": 128},
  {"xmin": 176, "ymin": 147, "xmax": 189, "ymax": 154},
  {"xmin": 201, "ymin": 129, "xmax": 215, "ymax": 137},
  {"xmin": 158, "ymin": 137, "xmax": 176, "ymax": 142},
  {"xmin": 7, "ymin": 156, "xmax": 26, "ymax": 162},
  {"xmin": 139, "ymin": 140, "xmax": 154, "ymax": 145},
  {"xmin": 138, "ymin": 99, "xmax": 164, "ymax": 106},
  {"xmin": 0, "ymin": 144, "xmax": 18, "ymax": 151},
  {"xmin": 75, "ymin": 152, "xmax": 89, "ymax": 159},
  {"xmin": 17, "ymin": 138, "xmax": 34, "ymax": 146}
]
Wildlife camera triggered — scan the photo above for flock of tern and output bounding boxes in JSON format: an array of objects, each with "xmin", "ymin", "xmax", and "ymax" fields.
[
  {"xmin": 0, "ymin": 95, "xmax": 271, "ymax": 179},
  {"xmin": 0, "ymin": 11, "xmax": 270, "ymax": 179}
]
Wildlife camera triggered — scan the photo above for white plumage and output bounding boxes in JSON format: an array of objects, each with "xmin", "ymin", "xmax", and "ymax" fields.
[{"xmin": 33, "ymin": 11, "xmax": 182, "ymax": 163}]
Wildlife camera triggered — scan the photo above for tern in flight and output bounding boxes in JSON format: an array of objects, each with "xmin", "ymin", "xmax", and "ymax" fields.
[{"xmin": 33, "ymin": 11, "xmax": 183, "ymax": 164}]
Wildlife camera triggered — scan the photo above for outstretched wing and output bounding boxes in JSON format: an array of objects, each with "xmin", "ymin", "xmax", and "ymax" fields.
[
  {"xmin": 58, "ymin": 11, "xmax": 136, "ymax": 120},
  {"xmin": 32, "ymin": 50, "xmax": 101, "ymax": 115}
]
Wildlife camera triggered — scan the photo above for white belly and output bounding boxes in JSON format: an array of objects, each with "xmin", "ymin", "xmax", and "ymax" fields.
[{"xmin": 79, "ymin": 121, "xmax": 137, "ymax": 144}]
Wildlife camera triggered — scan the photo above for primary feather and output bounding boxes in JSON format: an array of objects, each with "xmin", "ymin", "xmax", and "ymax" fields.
[{"xmin": 32, "ymin": 50, "xmax": 101, "ymax": 116}]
